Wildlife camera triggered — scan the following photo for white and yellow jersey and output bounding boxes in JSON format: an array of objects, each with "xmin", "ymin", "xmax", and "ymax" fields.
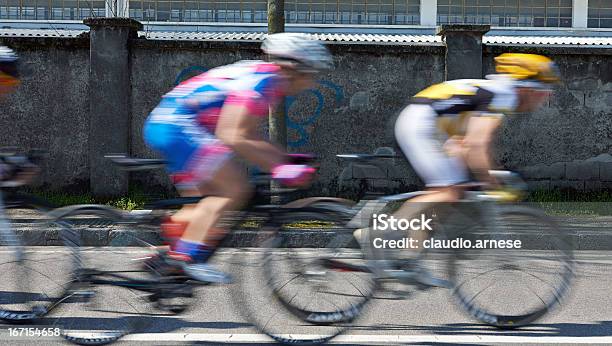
[{"xmin": 411, "ymin": 75, "xmax": 519, "ymax": 136}]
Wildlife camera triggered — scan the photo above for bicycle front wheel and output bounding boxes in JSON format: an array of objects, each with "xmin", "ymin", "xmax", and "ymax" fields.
[
  {"xmin": 234, "ymin": 200, "xmax": 376, "ymax": 345},
  {"xmin": 449, "ymin": 205, "xmax": 574, "ymax": 328}
]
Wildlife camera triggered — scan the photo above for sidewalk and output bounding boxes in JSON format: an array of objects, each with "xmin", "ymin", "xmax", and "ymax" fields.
[{"xmin": 4, "ymin": 209, "xmax": 612, "ymax": 250}]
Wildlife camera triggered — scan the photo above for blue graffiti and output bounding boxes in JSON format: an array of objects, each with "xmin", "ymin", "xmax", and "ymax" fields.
[
  {"xmin": 174, "ymin": 66, "xmax": 208, "ymax": 86},
  {"xmin": 286, "ymin": 80, "xmax": 344, "ymax": 148},
  {"xmin": 174, "ymin": 66, "xmax": 344, "ymax": 148}
]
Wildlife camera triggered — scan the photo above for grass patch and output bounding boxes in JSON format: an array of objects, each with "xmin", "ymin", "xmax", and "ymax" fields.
[
  {"xmin": 526, "ymin": 190, "xmax": 612, "ymax": 216},
  {"xmin": 283, "ymin": 220, "xmax": 336, "ymax": 229},
  {"xmin": 526, "ymin": 190, "xmax": 612, "ymax": 203},
  {"xmin": 22, "ymin": 187, "xmax": 612, "ymax": 216},
  {"xmin": 24, "ymin": 187, "xmax": 170, "ymax": 211}
]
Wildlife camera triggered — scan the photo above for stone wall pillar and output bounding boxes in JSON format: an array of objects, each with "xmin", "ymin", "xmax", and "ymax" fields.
[
  {"xmin": 437, "ymin": 24, "xmax": 490, "ymax": 80},
  {"xmin": 84, "ymin": 18, "xmax": 142, "ymax": 197}
]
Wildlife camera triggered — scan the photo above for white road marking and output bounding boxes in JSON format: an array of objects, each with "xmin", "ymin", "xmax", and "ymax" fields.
[{"xmin": 121, "ymin": 333, "xmax": 612, "ymax": 344}]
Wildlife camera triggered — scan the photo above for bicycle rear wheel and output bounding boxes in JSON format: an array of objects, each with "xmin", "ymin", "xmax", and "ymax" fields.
[
  {"xmin": 449, "ymin": 205, "xmax": 574, "ymax": 328},
  {"xmin": 44, "ymin": 205, "xmax": 177, "ymax": 345},
  {"xmin": 0, "ymin": 203, "xmax": 79, "ymax": 322},
  {"xmin": 234, "ymin": 200, "xmax": 376, "ymax": 345}
]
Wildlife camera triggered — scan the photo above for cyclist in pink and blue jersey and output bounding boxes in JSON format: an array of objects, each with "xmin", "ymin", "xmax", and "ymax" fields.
[{"xmin": 144, "ymin": 33, "xmax": 333, "ymax": 283}]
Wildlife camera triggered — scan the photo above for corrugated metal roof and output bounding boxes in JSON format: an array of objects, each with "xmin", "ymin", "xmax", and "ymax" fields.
[
  {"xmin": 0, "ymin": 28, "xmax": 85, "ymax": 38},
  {"xmin": 1, "ymin": 28, "xmax": 610, "ymax": 46},
  {"xmin": 139, "ymin": 31, "xmax": 612, "ymax": 45},
  {"xmin": 140, "ymin": 31, "xmax": 443, "ymax": 43},
  {"xmin": 142, "ymin": 31, "xmax": 266, "ymax": 41}
]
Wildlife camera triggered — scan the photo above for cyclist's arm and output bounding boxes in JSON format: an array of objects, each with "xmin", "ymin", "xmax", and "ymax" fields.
[
  {"xmin": 215, "ymin": 103, "xmax": 285, "ymax": 172},
  {"xmin": 463, "ymin": 114, "xmax": 502, "ymax": 184}
]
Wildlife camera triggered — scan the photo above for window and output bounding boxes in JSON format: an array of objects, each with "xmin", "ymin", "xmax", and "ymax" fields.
[
  {"xmin": 0, "ymin": 0, "xmax": 419, "ymax": 24},
  {"xmin": 284, "ymin": 0, "xmax": 419, "ymax": 25},
  {"xmin": 129, "ymin": 0, "xmax": 269, "ymax": 22},
  {"xmin": 0, "ymin": 0, "xmax": 104, "ymax": 19},
  {"xmin": 588, "ymin": 0, "xmax": 612, "ymax": 28},
  {"xmin": 437, "ymin": 0, "xmax": 572, "ymax": 27}
]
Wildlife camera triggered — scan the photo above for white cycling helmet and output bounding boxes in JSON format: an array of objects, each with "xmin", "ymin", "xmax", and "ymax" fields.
[{"xmin": 261, "ymin": 33, "xmax": 333, "ymax": 73}]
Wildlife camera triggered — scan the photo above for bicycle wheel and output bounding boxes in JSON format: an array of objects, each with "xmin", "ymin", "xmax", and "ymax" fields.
[
  {"xmin": 234, "ymin": 200, "xmax": 376, "ymax": 345},
  {"xmin": 0, "ymin": 203, "xmax": 80, "ymax": 322},
  {"xmin": 44, "ymin": 205, "xmax": 181, "ymax": 345},
  {"xmin": 449, "ymin": 205, "xmax": 574, "ymax": 328}
]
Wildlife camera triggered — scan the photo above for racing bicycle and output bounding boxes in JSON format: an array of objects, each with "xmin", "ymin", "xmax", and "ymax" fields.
[
  {"xmin": 251, "ymin": 153, "xmax": 575, "ymax": 344},
  {"xmin": 39, "ymin": 154, "xmax": 362, "ymax": 345}
]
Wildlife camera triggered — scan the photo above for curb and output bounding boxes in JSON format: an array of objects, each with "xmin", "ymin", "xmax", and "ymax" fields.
[{"xmin": 7, "ymin": 225, "xmax": 612, "ymax": 250}]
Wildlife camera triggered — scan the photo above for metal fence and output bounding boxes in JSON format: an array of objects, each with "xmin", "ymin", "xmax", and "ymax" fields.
[
  {"xmin": 437, "ymin": 0, "xmax": 573, "ymax": 27},
  {"xmin": 588, "ymin": 0, "xmax": 612, "ymax": 28}
]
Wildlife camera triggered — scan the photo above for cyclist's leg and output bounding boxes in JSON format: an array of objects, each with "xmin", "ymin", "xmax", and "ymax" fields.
[
  {"xmin": 395, "ymin": 104, "xmax": 469, "ymax": 204},
  {"xmin": 364, "ymin": 103, "xmax": 467, "ymax": 285},
  {"xmin": 144, "ymin": 121, "xmax": 245, "ymax": 282},
  {"xmin": 173, "ymin": 158, "xmax": 251, "ymax": 249},
  {"xmin": 383, "ymin": 105, "xmax": 468, "ymax": 285},
  {"xmin": 393, "ymin": 104, "xmax": 468, "ymax": 242},
  {"xmin": 167, "ymin": 158, "xmax": 251, "ymax": 283}
]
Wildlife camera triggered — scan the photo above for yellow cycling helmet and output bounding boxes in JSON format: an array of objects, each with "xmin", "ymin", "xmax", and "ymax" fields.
[{"xmin": 495, "ymin": 53, "xmax": 560, "ymax": 84}]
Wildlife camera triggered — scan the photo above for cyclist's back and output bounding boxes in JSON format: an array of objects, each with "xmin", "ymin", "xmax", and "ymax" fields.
[
  {"xmin": 409, "ymin": 76, "xmax": 518, "ymax": 137},
  {"xmin": 145, "ymin": 60, "xmax": 284, "ymax": 182},
  {"xmin": 149, "ymin": 60, "xmax": 283, "ymax": 131}
]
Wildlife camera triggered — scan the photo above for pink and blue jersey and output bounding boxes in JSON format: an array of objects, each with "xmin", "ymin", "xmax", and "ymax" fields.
[
  {"xmin": 148, "ymin": 60, "xmax": 284, "ymax": 131},
  {"xmin": 144, "ymin": 60, "xmax": 285, "ymax": 183}
]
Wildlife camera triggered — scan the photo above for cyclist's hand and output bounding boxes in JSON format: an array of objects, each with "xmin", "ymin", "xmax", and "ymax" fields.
[{"xmin": 272, "ymin": 164, "xmax": 316, "ymax": 187}]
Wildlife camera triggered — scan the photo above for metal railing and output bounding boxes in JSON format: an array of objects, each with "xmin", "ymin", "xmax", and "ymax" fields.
[{"xmin": 437, "ymin": 0, "xmax": 573, "ymax": 27}]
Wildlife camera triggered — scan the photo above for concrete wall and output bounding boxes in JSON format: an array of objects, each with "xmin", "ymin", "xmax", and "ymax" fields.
[
  {"xmin": 0, "ymin": 31, "xmax": 610, "ymax": 196},
  {"xmin": 0, "ymin": 36, "xmax": 90, "ymax": 191}
]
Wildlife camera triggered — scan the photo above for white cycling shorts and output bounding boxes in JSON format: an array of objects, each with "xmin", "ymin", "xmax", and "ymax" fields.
[{"xmin": 395, "ymin": 104, "xmax": 469, "ymax": 187}]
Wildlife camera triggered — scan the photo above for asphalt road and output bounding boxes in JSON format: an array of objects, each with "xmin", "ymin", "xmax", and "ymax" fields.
[{"xmin": 0, "ymin": 248, "xmax": 611, "ymax": 345}]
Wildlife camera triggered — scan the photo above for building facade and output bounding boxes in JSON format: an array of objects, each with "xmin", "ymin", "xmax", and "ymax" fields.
[{"xmin": 1, "ymin": 0, "xmax": 611, "ymax": 29}]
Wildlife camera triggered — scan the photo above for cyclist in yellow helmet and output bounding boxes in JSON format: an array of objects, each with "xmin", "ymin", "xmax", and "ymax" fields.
[
  {"xmin": 395, "ymin": 53, "xmax": 559, "ymax": 204},
  {"xmin": 369, "ymin": 54, "xmax": 560, "ymax": 284}
]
